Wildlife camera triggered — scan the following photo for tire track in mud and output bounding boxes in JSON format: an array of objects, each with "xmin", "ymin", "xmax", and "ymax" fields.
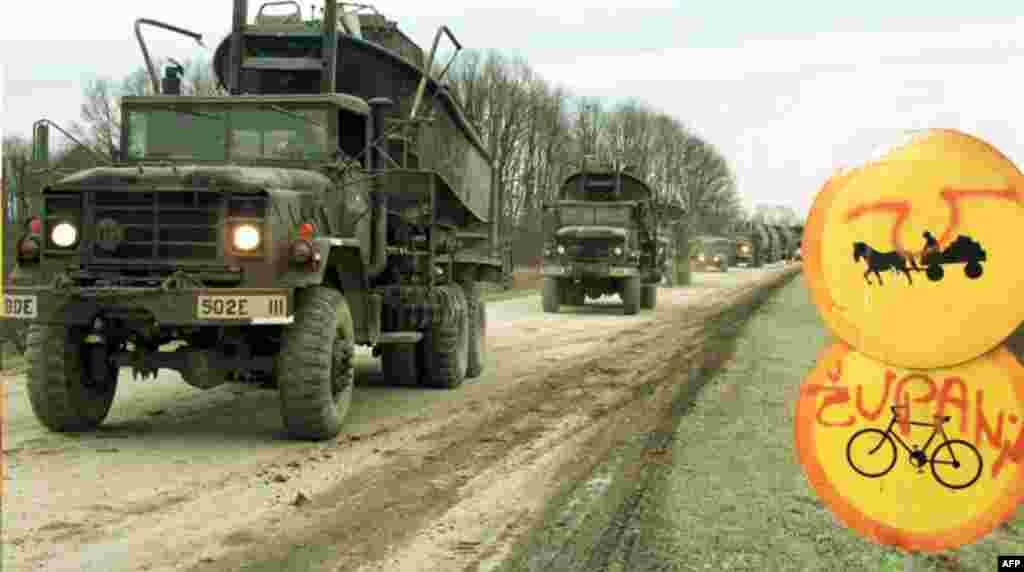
[
  {"xmin": 497, "ymin": 269, "xmax": 799, "ymax": 572},
  {"xmin": 186, "ymin": 269, "xmax": 800, "ymax": 572}
]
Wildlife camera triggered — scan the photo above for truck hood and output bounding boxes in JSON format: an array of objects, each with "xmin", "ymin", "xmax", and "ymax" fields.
[
  {"xmin": 555, "ymin": 226, "xmax": 628, "ymax": 239},
  {"xmin": 49, "ymin": 165, "xmax": 333, "ymax": 194}
]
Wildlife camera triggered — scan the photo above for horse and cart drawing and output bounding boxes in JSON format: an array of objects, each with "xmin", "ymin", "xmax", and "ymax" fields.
[{"xmin": 852, "ymin": 232, "xmax": 986, "ymax": 286}]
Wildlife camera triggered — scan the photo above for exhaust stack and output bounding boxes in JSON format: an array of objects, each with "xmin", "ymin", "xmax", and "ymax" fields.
[
  {"xmin": 322, "ymin": 0, "xmax": 338, "ymax": 94},
  {"xmin": 228, "ymin": 0, "xmax": 248, "ymax": 95}
]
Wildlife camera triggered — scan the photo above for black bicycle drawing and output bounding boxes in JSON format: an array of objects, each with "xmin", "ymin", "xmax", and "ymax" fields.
[{"xmin": 845, "ymin": 405, "xmax": 983, "ymax": 490}]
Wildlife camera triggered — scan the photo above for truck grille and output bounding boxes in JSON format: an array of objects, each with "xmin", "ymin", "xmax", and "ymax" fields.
[
  {"xmin": 564, "ymin": 239, "xmax": 613, "ymax": 259},
  {"xmin": 43, "ymin": 190, "xmax": 267, "ymax": 265},
  {"xmin": 91, "ymin": 191, "xmax": 222, "ymax": 262}
]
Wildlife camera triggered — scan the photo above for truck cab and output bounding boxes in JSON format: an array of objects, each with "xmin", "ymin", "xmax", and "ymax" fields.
[{"xmin": 540, "ymin": 168, "xmax": 663, "ymax": 314}]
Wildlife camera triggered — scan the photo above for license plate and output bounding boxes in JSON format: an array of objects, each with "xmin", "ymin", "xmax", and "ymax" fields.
[
  {"xmin": 3, "ymin": 294, "xmax": 38, "ymax": 319},
  {"xmin": 197, "ymin": 295, "xmax": 287, "ymax": 320}
]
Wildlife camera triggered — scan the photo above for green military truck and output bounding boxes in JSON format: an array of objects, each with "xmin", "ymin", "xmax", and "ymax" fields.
[
  {"xmin": 690, "ymin": 235, "xmax": 734, "ymax": 272},
  {"xmin": 730, "ymin": 220, "xmax": 770, "ymax": 268},
  {"xmin": 790, "ymin": 224, "xmax": 804, "ymax": 261},
  {"xmin": 774, "ymin": 225, "xmax": 797, "ymax": 262},
  {"xmin": 4, "ymin": 0, "xmax": 504, "ymax": 440},
  {"xmin": 540, "ymin": 166, "xmax": 667, "ymax": 315}
]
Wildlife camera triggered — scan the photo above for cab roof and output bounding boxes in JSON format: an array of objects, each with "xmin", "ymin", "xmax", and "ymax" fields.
[{"xmin": 122, "ymin": 93, "xmax": 370, "ymax": 116}]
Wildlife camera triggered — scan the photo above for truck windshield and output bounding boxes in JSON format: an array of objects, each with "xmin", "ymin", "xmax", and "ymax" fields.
[
  {"xmin": 558, "ymin": 205, "xmax": 631, "ymax": 226},
  {"xmin": 125, "ymin": 105, "xmax": 330, "ymax": 161}
]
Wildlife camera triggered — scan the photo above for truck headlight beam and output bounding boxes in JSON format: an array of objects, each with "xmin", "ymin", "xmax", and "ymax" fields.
[
  {"xmin": 51, "ymin": 222, "xmax": 78, "ymax": 248},
  {"xmin": 233, "ymin": 224, "xmax": 261, "ymax": 251}
]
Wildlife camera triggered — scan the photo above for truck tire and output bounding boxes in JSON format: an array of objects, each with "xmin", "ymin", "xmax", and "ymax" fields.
[
  {"xmin": 461, "ymin": 279, "xmax": 487, "ymax": 378},
  {"xmin": 419, "ymin": 285, "xmax": 469, "ymax": 389},
  {"xmin": 640, "ymin": 284, "xmax": 658, "ymax": 309},
  {"xmin": 542, "ymin": 278, "xmax": 560, "ymax": 313},
  {"xmin": 25, "ymin": 325, "xmax": 119, "ymax": 432},
  {"xmin": 4, "ymin": 321, "xmax": 27, "ymax": 354},
  {"xmin": 621, "ymin": 276, "xmax": 641, "ymax": 315},
  {"xmin": 276, "ymin": 286, "xmax": 354, "ymax": 441}
]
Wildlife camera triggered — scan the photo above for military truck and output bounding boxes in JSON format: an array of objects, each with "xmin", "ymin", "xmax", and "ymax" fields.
[
  {"xmin": 775, "ymin": 225, "xmax": 797, "ymax": 262},
  {"xmin": 540, "ymin": 166, "xmax": 666, "ymax": 315},
  {"xmin": 5, "ymin": 0, "xmax": 504, "ymax": 440},
  {"xmin": 790, "ymin": 225, "xmax": 804, "ymax": 261},
  {"xmin": 730, "ymin": 220, "xmax": 770, "ymax": 268},
  {"xmin": 762, "ymin": 224, "xmax": 784, "ymax": 263},
  {"xmin": 690, "ymin": 235, "xmax": 734, "ymax": 272}
]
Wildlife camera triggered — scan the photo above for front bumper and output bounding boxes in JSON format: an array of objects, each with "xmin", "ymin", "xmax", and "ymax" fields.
[
  {"xmin": 541, "ymin": 262, "xmax": 639, "ymax": 278},
  {"xmin": 1, "ymin": 286, "xmax": 294, "ymax": 326}
]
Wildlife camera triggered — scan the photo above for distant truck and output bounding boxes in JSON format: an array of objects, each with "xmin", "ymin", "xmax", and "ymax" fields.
[
  {"xmin": 763, "ymin": 225, "xmax": 784, "ymax": 263},
  {"xmin": 790, "ymin": 225, "xmax": 804, "ymax": 261},
  {"xmin": 540, "ymin": 166, "xmax": 671, "ymax": 314},
  {"xmin": 690, "ymin": 235, "xmax": 734, "ymax": 272},
  {"xmin": 730, "ymin": 220, "xmax": 770, "ymax": 267},
  {"xmin": 775, "ymin": 225, "xmax": 797, "ymax": 262}
]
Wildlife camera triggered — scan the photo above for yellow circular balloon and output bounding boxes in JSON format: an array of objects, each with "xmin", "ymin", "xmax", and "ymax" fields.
[
  {"xmin": 795, "ymin": 343, "xmax": 1024, "ymax": 552},
  {"xmin": 804, "ymin": 129, "xmax": 1024, "ymax": 368}
]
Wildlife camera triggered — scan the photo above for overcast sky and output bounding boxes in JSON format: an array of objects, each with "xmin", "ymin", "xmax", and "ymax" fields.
[{"xmin": 2, "ymin": 1, "xmax": 1022, "ymax": 216}]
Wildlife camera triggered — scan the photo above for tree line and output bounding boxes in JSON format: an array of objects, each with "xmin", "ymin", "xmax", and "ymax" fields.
[{"xmin": 3, "ymin": 49, "xmax": 747, "ymax": 270}]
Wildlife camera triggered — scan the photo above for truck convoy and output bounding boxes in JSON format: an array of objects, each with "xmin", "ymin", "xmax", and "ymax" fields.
[
  {"xmin": 540, "ymin": 165, "xmax": 671, "ymax": 315},
  {"xmin": 6, "ymin": 0, "xmax": 503, "ymax": 440},
  {"xmin": 690, "ymin": 235, "xmax": 734, "ymax": 272}
]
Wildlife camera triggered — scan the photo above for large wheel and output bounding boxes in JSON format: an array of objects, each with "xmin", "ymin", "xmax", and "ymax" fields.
[
  {"xmin": 460, "ymin": 278, "xmax": 487, "ymax": 378},
  {"xmin": 276, "ymin": 286, "xmax": 354, "ymax": 441},
  {"xmin": 846, "ymin": 428, "xmax": 897, "ymax": 478},
  {"xmin": 926, "ymin": 264, "xmax": 944, "ymax": 282},
  {"xmin": 621, "ymin": 276, "xmax": 641, "ymax": 315},
  {"xmin": 542, "ymin": 277, "xmax": 560, "ymax": 313},
  {"xmin": 640, "ymin": 284, "xmax": 657, "ymax": 309},
  {"xmin": 25, "ymin": 324, "xmax": 119, "ymax": 432},
  {"xmin": 418, "ymin": 285, "xmax": 469, "ymax": 389},
  {"xmin": 930, "ymin": 439, "xmax": 983, "ymax": 490},
  {"xmin": 4, "ymin": 321, "xmax": 27, "ymax": 355}
]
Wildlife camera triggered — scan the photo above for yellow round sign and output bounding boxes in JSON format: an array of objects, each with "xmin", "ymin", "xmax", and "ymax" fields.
[
  {"xmin": 795, "ymin": 342, "xmax": 1024, "ymax": 552},
  {"xmin": 802, "ymin": 129, "xmax": 1024, "ymax": 369}
]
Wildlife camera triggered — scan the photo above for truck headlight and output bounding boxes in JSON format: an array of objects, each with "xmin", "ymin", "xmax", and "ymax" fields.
[
  {"xmin": 557, "ymin": 245, "xmax": 565, "ymax": 254},
  {"xmin": 233, "ymin": 224, "xmax": 261, "ymax": 251},
  {"xmin": 51, "ymin": 222, "xmax": 78, "ymax": 248},
  {"xmin": 613, "ymin": 246, "xmax": 623, "ymax": 256},
  {"xmin": 698, "ymin": 253, "xmax": 705, "ymax": 262}
]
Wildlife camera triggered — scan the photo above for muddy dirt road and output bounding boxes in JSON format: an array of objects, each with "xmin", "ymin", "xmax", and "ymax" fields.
[{"xmin": 3, "ymin": 264, "xmax": 798, "ymax": 572}]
